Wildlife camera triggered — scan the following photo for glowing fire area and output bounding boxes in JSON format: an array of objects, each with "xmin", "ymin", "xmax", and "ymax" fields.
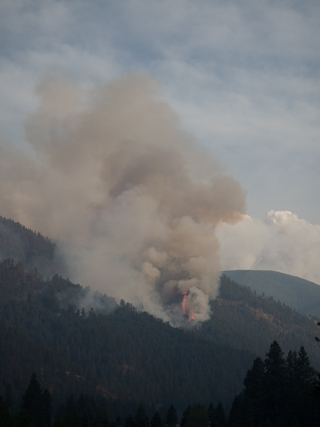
[{"xmin": 181, "ymin": 291, "xmax": 195, "ymax": 322}]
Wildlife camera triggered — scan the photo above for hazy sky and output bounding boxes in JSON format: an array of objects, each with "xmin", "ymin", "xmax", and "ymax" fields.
[{"xmin": 1, "ymin": 0, "xmax": 320, "ymax": 284}]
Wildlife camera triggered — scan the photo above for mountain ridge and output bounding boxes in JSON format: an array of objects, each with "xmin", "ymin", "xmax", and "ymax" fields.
[{"xmin": 223, "ymin": 269, "xmax": 320, "ymax": 317}]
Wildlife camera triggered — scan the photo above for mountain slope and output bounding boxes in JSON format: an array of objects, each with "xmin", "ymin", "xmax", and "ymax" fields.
[
  {"xmin": 0, "ymin": 267, "xmax": 254, "ymax": 411},
  {"xmin": 1, "ymin": 262, "xmax": 320, "ymax": 413},
  {"xmin": 223, "ymin": 270, "xmax": 320, "ymax": 317},
  {"xmin": 0, "ymin": 216, "xmax": 66, "ymax": 277},
  {"xmin": 200, "ymin": 275, "xmax": 320, "ymax": 370},
  {"xmin": 1, "ymin": 216, "xmax": 320, "ymax": 414}
]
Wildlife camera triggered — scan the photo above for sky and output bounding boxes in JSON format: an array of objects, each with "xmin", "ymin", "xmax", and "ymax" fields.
[{"xmin": 0, "ymin": 0, "xmax": 320, "ymax": 290}]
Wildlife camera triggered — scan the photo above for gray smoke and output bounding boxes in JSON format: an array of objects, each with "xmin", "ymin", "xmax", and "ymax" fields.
[{"xmin": 0, "ymin": 73, "xmax": 246, "ymax": 325}]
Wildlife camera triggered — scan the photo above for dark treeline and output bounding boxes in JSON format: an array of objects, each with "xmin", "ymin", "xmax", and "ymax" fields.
[
  {"xmin": 0, "ymin": 372, "xmax": 228, "ymax": 426},
  {"xmin": 1, "ymin": 339, "xmax": 320, "ymax": 427},
  {"xmin": 228, "ymin": 341, "xmax": 319, "ymax": 427},
  {"xmin": 1, "ymin": 260, "xmax": 320, "ymax": 414}
]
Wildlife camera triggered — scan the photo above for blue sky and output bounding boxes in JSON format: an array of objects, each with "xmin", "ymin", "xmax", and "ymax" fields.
[{"xmin": 1, "ymin": 0, "xmax": 320, "ymax": 286}]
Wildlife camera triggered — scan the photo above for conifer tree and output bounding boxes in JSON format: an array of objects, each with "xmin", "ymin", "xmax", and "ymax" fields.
[
  {"xmin": 207, "ymin": 403, "xmax": 217, "ymax": 427},
  {"xmin": 150, "ymin": 410, "xmax": 162, "ymax": 427},
  {"xmin": 264, "ymin": 340, "xmax": 286, "ymax": 426},
  {"xmin": 134, "ymin": 405, "xmax": 149, "ymax": 427},
  {"xmin": 21, "ymin": 373, "xmax": 51, "ymax": 427},
  {"xmin": 243, "ymin": 357, "xmax": 265, "ymax": 425},
  {"xmin": 180, "ymin": 404, "xmax": 190, "ymax": 427},
  {"xmin": 0, "ymin": 396, "xmax": 13, "ymax": 427},
  {"xmin": 185, "ymin": 403, "xmax": 208, "ymax": 427},
  {"xmin": 215, "ymin": 402, "xmax": 226, "ymax": 427},
  {"xmin": 123, "ymin": 414, "xmax": 135, "ymax": 427},
  {"xmin": 166, "ymin": 404, "xmax": 177, "ymax": 427}
]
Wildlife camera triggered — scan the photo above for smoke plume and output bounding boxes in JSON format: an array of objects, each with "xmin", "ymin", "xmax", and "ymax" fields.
[
  {"xmin": 217, "ymin": 210, "xmax": 320, "ymax": 285},
  {"xmin": 0, "ymin": 73, "xmax": 246, "ymax": 325}
]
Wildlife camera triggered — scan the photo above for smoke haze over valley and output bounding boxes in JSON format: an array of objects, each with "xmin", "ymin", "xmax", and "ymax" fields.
[
  {"xmin": 0, "ymin": 0, "xmax": 320, "ymax": 324},
  {"xmin": 0, "ymin": 72, "xmax": 320, "ymax": 325},
  {"xmin": 0, "ymin": 73, "xmax": 247, "ymax": 325}
]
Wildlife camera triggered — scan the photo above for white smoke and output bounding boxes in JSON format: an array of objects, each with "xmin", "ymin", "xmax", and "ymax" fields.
[
  {"xmin": 217, "ymin": 210, "xmax": 320, "ymax": 285},
  {"xmin": 0, "ymin": 72, "xmax": 246, "ymax": 326}
]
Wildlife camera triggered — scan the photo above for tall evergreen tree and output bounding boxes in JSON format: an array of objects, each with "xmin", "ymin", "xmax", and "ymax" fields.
[
  {"xmin": 21, "ymin": 373, "xmax": 51, "ymax": 427},
  {"xmin": 150, "ymin": 410, "xmax": 162, "ymax": 427},
  {"xmin": 185, "ymin": 403, "xmax": 208, "ymax": 427},
  {"xmin": 0, "ymin": 395, "xmax": 13, "ymax": 427},
  {"xmin": 64, "ymin": 394, "xmax": 77, "ymax": 427},
  {"xmin": 207, "ymin": 403, "xmax": 217, "ymax": 427},
  {"xmin": 134, "ymin": 405, "xmax": 149, "ymax": 427},
  {"xmin": 166, "ymin": 404, "xmax": 177, "ymax": 427},
  {"xmin": 243, "ymin": 357, "xmax": 265, "ymax": 425},
  {"xmin": 264, "ymin": 341, "xmax": 286, "ymax": 426},
  {"xmin": 180, "ymin": 404, "xmax": 190, "ymax": 427},
  {"xmin": 123, "ymin": 414, "xmax": 135, "ymax": 427},
  {"xmin": 215, "ymin": 402, "xmax": 226, "ymax": 427}
]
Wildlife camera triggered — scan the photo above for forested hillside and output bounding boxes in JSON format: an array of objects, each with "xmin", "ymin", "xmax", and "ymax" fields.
[
  {"xmin": 1, "ymin": 217, "xmax": 320, "ymax": 425},
  {"xmin": 1, "ymin": 259, "xmax": 320, "ymax": 418},
  {"xmin": 200, "ymin": 275, "xmax": 320, "ymax": 369},
  {"xmin": 0, "ymin": 216, "xmax": 66, "ymax": 277},
  {"xmin": 224, "ymin": 269, "xmax": 320, "ymax": 317},
  {"xmin": 0, "ymin": 260, "xmax": 255, "ymax": 414}
]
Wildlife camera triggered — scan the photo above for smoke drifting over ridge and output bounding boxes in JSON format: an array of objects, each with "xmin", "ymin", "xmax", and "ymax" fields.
[
  {"xmin": 217, "ymin": 210, "xmax": 320, "ymax": 286},
  {"xmin": 0, "ymin": 73, "xmax": 246, "ymax": 325}
]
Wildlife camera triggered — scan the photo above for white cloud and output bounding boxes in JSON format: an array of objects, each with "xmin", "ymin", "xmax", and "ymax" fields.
[{"xmin": 217, "ymin": 210, "xmax": 320, "ymax": 285}]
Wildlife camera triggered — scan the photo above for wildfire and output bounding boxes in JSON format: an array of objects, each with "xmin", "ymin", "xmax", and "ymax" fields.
[
  {"xmin": 181, "ymin": 292, "xmax": 187, "ymax": 311},
  {"xmin": 181, "ymin": 292, "xmax": 194, "ymax": 322}
]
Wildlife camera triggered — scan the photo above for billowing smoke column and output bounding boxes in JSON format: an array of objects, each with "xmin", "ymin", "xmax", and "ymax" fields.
[{"xmin": 0, "ymin": 73, "xmax": 246, "ymax": 325}]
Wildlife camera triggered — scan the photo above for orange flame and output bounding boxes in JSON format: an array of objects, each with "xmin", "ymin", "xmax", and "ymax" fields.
[
  {"xmin": 181, "ymin": 292, "xmax": 194, "ymax": 322},
  {"xmin": 181, "ymin": 292, "xmax": 187, "ymax": 311}
]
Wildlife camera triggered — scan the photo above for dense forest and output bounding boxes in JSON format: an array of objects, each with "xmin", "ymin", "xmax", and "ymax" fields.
[
  {"xmin": 1, "ymin": 340, "xmax": 320, "ymax": 426},
  {"xmin": 1, "ymin": 217, "xmax": 320, "ymax": 426},
  {"xmin": 0, "ymin": 261, "xmax": 255, "ymax": 413},
  {"xmin": 201, "ymin": 275, "xmax": 320, "ymax": 368}
]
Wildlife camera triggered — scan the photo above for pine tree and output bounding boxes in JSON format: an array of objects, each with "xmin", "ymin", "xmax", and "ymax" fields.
[
  {"xmin": 215, "ymin": 402, "xmax": 226, "ymax": 427},
  {"xmin": 180, "ymin": 405, "xmax": 190, "ymax": 427},
  {"xmin": 185, "ymin": 403, "xmax": 208, "ymax": 427},
  {"xmin": 123, "ymin": 414, "xmax": 135, "ymax": 427},
  {"xmin": 207, "ymin": 403, "xmax": 217, "ymax": 427},
  {"xmin": 42, "ymin": 389, "xmax": 52, "ymax": 427},
  {"xmin": 150, "ymin": 410, "xmax": 162, "ymax": 427},
  {"xmin": 64, "ymin": 394, "xmax": 77, "ymax": 427},
  {"xmin": 264, "ymin": 341, "xmax": 286, "ymax": 426},
  {"xmin": 134, "ymin": 405, "xmax": 149, "ymax": 427},
  {"xmin": 0, "ymin": 395, "xmax": 13, "ymax": 427},
  {"xmin": 166, "ymin": 404, "xmax": 177, "ymax": 427},
  {"xmin": 243, "ymin": 357, "xmax": 265, "ymax": 425},
  {"xmin": 21, "ymin": 373, "xmax": 46, "ymax": 427}
]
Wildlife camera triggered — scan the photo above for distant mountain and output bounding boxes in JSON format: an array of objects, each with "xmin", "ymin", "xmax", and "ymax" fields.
[{"xmin": 223, "ymin": 270, "xmax": 320, "ymax": 317}]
